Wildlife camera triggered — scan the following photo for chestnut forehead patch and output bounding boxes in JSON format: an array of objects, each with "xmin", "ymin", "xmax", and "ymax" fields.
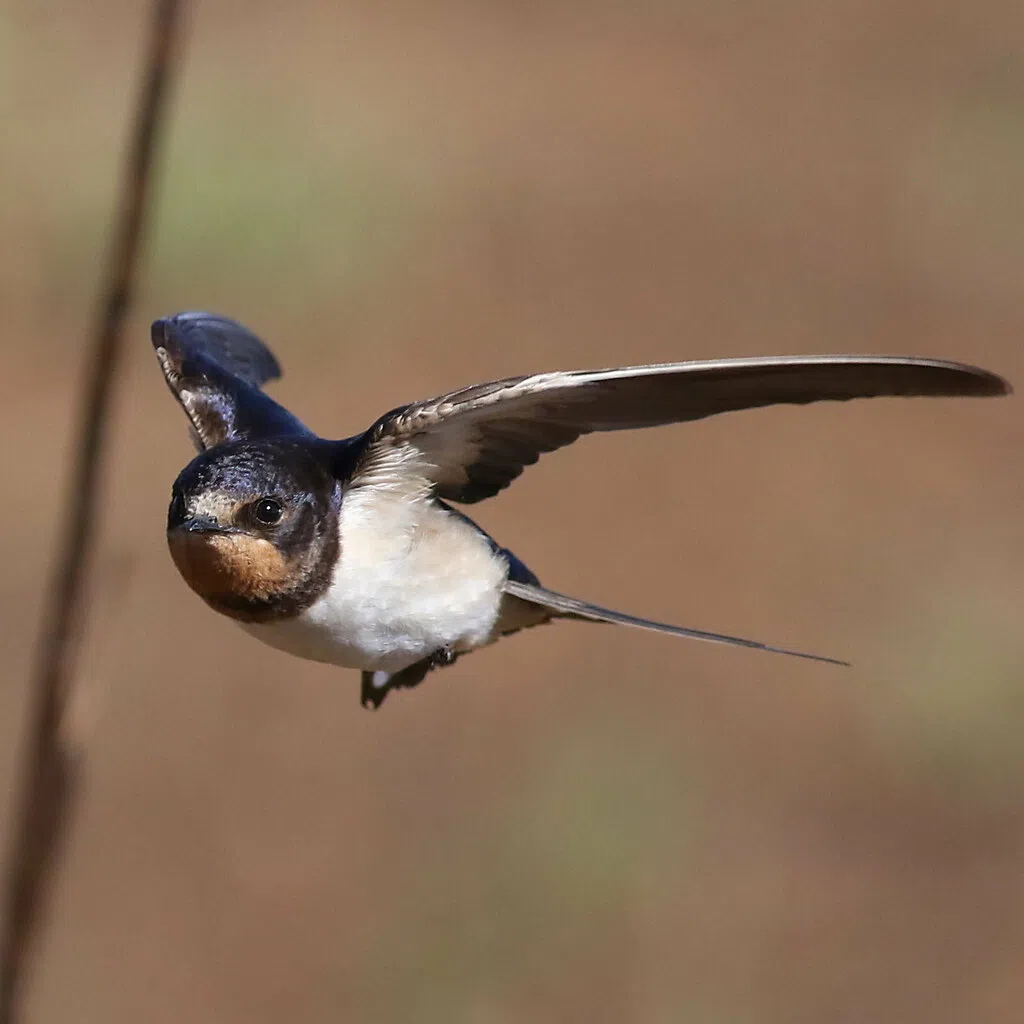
[{"xmin": 168, "ymin": 531, "xmax": 292, "ymax": 606}]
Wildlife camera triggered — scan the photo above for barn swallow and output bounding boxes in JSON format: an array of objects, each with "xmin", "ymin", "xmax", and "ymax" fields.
[{"xmin": 152, "ymin": 312, "xmax": 1009, "ymax": 709}]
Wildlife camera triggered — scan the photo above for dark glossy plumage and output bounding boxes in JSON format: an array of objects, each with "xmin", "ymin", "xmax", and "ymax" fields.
[
  {"xmin": 356, "ymin": 356, "xmax": 1009, "ymax": 502},
  {"xmin": 153, "ymin": 312, "xmax": 1010, "ymax": 504},
  {"xmin": 152, "ymin": 313, "xmax": 310, "ymax": 449},
  {"xmin": 152, "ymin": 311, "xmax": 1011, "ymax": 707}
]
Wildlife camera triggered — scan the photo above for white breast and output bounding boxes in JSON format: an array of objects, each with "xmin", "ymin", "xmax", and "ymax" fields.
[{"xmin": 240, "ymin": 488, "xmax": 508, "ymax": 673}]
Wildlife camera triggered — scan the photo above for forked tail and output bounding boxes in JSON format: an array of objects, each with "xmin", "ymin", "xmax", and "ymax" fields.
[{"xmin": 502, "ymin": 580, "xmax": 848, "ymax": 667}]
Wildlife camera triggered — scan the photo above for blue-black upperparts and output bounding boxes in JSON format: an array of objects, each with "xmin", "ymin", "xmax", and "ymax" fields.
[
  {"xmin": 152, "ymin": 312, "xmax": 312, "ymax": 449},
  {"xmin": 169, "ymin": 437, "xmax": 343, "ymax": 520},
  {"xmin": 152, "ymin": 312, "xmax": 400, "ymax": 498},
  {"xmin": 154, "ymin": 313, "xmax": 536, "ymax": 586}
]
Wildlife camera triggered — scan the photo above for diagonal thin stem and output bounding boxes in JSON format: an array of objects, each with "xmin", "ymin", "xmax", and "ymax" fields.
[{"xmin": 0, "ymin": 2, "xmax": 187, "ymax": 1020}]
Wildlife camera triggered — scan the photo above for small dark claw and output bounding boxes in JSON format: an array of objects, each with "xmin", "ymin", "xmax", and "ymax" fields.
[
  {"xmin": 429, "ymin": 646, "xmax": 459, "ymax": 668},
  {"xmin": 359, "ymin": 650, "xmax": 460, "ymax": 710},
  {"xmin": 360, "ymin": 671, "xmax": 387, "ymax": 711}
]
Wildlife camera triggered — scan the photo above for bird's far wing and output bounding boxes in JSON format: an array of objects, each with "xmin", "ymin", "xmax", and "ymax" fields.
[
  {"xmin": 151, "ymin": 312, "xmax": 312, "ymax": 450},
  {"xmin": 349, "ymin": 356, "xmax": 1009, "ymax": 503}
]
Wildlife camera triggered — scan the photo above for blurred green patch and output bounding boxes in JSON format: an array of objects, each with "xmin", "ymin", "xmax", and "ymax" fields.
[
  {"xmin": 898, "ymin": 62, "xmax": 1024, "ymax": 302},
  {"xmin": 356, "ymin": 717, "xmax": 700, "ymax": 1022},
  {"xmin": 867, "ymin": 578, "xmax": 1024, "ymax": 808},
  {"xmin": 147, "ymin": 105, "xmax": 432, "ymax": 328},
  {"xmin": 0, "ymin": 12, "xmax": 12, "ymax": 100},
  {"xmin": 0, "ymin": 27, "xmax": 440, "ymax": 341}
]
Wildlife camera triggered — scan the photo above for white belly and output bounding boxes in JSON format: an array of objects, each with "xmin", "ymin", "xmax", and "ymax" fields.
[{"xmin": 240, "ymin": 490, "xmax": 508, "ymax": 673}]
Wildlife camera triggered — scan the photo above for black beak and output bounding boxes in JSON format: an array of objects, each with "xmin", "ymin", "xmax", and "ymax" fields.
[
  {"xmin": 167, "ymin": 507, "xmax": 222, "ymax": 534},
  {"xmin": 167, "ymin": 492, "xmax": 224, "ymax": 534},
  {"xmin": 177, "ymin": 515, "xmax": 222, "ymax": 534}
]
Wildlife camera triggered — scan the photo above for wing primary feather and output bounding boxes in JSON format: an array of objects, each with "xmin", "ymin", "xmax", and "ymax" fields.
[
  {"xmin": 503, "ymin": 580, "xmax": 849, "ymax": 667},
  {"xmin": 352, "ymin": 355, "xmax": 1009, "ymax": 504},
  {"xmin": 152, "ymin": 312, "xmax": 282, "ymax": 387}
]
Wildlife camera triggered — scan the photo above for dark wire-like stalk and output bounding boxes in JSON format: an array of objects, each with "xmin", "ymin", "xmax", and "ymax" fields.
[{"xmin": 0, "ymin": 2, "xmax": 187, "ymax": 1019}]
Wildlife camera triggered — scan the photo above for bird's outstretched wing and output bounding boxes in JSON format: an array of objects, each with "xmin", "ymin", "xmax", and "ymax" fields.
[
  {"xmin": 351, "ymin": 356, "xmax": 1009, "ymax": 503},
  {"xmin": 152, "ymin": 312, "xmax": 311, "ymax": 450}
]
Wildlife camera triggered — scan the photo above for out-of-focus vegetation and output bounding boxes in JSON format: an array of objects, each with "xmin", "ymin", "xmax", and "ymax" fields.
[{"xmin": 1, "ymin": 2, "xmax": 1022, "ymax": 1022}]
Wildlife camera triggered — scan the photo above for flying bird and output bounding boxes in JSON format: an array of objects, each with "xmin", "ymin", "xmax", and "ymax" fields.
[{"xmin": 152, "ymin": 312, "xmax": 1009, "ymax": 708}]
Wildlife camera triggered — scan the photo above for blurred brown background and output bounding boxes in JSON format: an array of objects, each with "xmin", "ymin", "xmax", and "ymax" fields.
[{"xmin": 2, "ymin": 2, "xmax": 1024, "ymax": 1021}]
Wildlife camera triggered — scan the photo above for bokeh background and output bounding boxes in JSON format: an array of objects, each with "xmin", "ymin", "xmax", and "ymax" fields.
[{"xmin": 2, "ymin": 2, "xmax": 1024, "ymax": 1021}]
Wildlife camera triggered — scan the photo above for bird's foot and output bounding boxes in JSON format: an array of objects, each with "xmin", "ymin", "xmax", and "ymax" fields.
[{"xmin": 429, "ymin": 646, "xmax": 459, "ymax": 669}]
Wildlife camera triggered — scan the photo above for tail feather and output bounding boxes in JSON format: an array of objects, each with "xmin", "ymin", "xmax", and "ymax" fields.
[{"xmin": 502, "ymin": 580, "xmax": 848, "ymax": 667}]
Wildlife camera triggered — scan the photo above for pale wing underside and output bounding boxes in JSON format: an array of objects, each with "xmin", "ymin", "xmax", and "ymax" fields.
[{"xmin": 352, "ymin": 356, "xmax": 1009, "ymax": 503}]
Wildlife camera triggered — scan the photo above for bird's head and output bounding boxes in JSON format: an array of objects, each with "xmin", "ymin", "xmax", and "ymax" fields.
[{"xmin": 166, "ymin": 440, "xmax": 340, "ymax": 621}]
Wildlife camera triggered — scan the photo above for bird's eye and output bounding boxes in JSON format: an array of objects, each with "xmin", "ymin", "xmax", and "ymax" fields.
[{"xmin": 252, "ymin": 497, "xmax": 284, "ymax": 525}]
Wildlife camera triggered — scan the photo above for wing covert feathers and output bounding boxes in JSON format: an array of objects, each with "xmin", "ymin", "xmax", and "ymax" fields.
[{"xmin": 355, "ymin": 356, "xmax": 1009, "ymax": 503}]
